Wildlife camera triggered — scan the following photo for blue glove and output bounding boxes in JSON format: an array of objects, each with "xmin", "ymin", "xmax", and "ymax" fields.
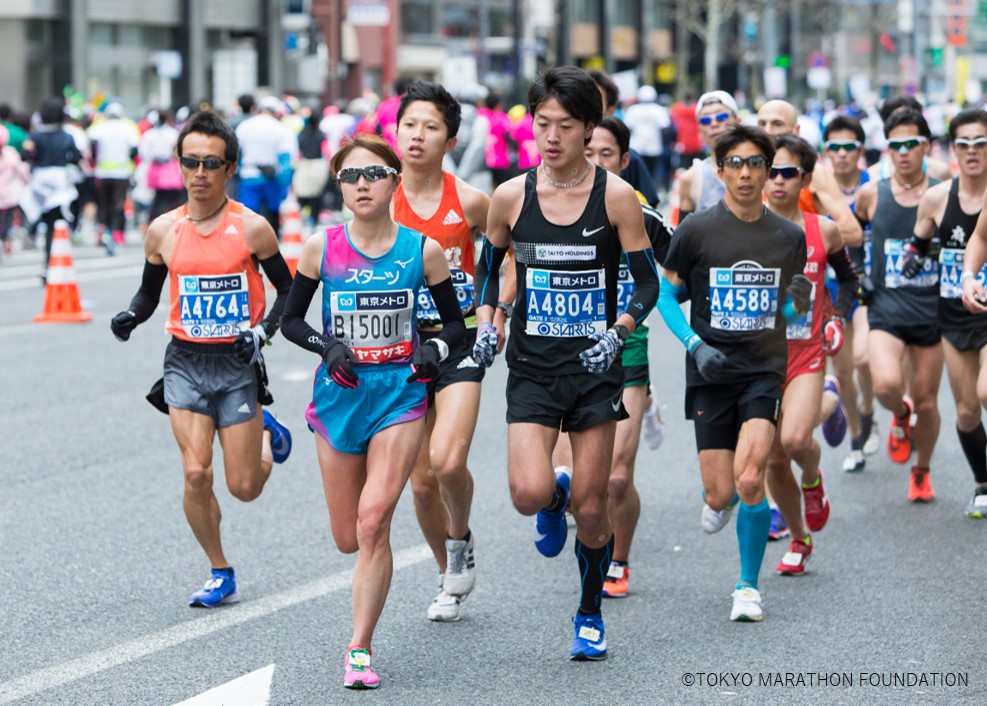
[
  {"xmin": 472, "ymin": 323, "xmax": 498, "ymax": 368},
  {"xmin": 579, "ymin": 326, "xmax": 627, "ymax": 374}
]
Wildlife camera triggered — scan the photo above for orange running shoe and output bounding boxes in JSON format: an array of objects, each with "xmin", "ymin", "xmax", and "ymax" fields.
[
  {"xmin": 887, "ymin": 399, "xmax": 914, "ymax": 464},
  {"xmin": 908, "ymin": 467, "xmax": 936, "ymax": 502},
  {"xmin": 602, "ymin": 562, "xmax": 630, "ymax": 598}
]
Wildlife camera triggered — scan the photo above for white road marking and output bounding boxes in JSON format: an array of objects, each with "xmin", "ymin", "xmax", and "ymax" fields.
[
  {"xmin": 173, "ymin": 664, "xmax": 275, "ymax": 706},
  {"xmin": 0, "ymin": 544, "xmax": 432, "ymax": 704},
  {"xmin": 279, "ymin": 370, "xmax": 312, "ymax": 382},
  {"xmin": 0, "ymin": 265, "xmax": 143, "ymax": 291}
]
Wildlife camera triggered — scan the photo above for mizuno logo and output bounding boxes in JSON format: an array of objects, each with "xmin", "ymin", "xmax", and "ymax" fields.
[
  {"xmin": 442, "ymin": 209, "xmax": 464, "ymax": 226},
  {"xmin": 395, "ymin": 258, "xmax": 414, "ymax": 269},
  {"xmin": 582, "ymin": 226, "xmax": 605, "ymax": 238}
]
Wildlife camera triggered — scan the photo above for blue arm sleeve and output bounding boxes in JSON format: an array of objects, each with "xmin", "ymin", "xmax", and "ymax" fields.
[
  {"xmin": 782, "ymin": 298, "xmax": 800, "ymax": 322},
  {"xmin": 657, "ymin": 274, "xmax": 702, "ymax": 353}
]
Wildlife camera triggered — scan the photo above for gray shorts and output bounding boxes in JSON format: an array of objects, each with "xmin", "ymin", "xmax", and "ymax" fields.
[{"xmin": 163, "ymin": 339, "xmax": 259, "ymax": 428}]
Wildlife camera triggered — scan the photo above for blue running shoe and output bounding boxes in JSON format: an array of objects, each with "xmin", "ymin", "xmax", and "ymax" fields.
[
  {"xmin": 533, "ymin": 467, "xmax": 571, "ymax": 557},
  {"xmin": 822, "ymin": 376, "xmax": 848, "ymax": 447},
  {"xmin": 767, "ymin": 506, "xmax": 790, "ymax": 541},
  {"xmin": 262, "ymin": 408, "xmax": 292, "ymax": 464},
  {"xmin": 570, "ymin": 612, "xmax": 608, "ymax": 661},
  {"xmin": 189, "ymin": 567, "xmax": 240, "ymax": 608}
]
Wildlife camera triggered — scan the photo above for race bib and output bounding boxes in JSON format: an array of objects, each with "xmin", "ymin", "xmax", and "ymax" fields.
[
  {"xmin": 178, "ymin": 273, "xmax": 251, "ymax": 339},
  {"xmin": 708, "ymin": 264, "xmax": 780, "ymax": 331},
  {"xmin": 416, "ymin": 267, "xmax": 474, "ymax": 320},
  {"xmin": 939, "ymin": 248, "xmax": 987, "ymax": 299},
  {"xmin": 884, "ymin": 240, "xmax": 938, "ymax": 289},
  {"xmin": 331, "ymin": 289, "xmax": 415, "ymax": 363},
  {"xmin": 616, "ymin": 263, "xmax": 635, "ymax": 316},
  {"xmin": 786, "ymin": 282, "xmax": 816, "ymax": 340},
  {"xmin": 525, "ymin": 267, "xmax": 607, "ymax": 337}
]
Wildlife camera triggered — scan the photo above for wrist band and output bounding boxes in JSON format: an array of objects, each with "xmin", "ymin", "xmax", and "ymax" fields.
[{"xmin": 961, "ymin": 271, "xmax": 977, "ymax": 282}]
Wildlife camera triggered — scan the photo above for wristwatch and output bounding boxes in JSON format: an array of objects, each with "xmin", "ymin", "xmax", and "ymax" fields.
[{"xmin": 496, "ymin": 301, "xmax": 514, "ymax": 318}]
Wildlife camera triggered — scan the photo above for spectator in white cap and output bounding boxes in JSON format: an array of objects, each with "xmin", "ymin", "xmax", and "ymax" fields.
[
  {"xmin": 676, "ymin": 90, "xmax": 740, "ymax": 220},
  {"xmin": 88, "ymin": 99, "xmax": 139, "ymax": 251},
  {"xmin": 623, "ymin": 85, "xmax": 671, "ymax": 193}
]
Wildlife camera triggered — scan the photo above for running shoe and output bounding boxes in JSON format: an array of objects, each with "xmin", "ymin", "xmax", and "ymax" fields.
[
  {"xmin": 730, "ymin": 586, "xmax": 763, "ymax": 622},
  {"xmin": 343, "ymin": 646, "xmax": 379, "ymax": 689},
  {"xmin": 701, "ymin": 496, "xmax": 737, "ymax": 534},
  {"xmin": 802, "ymin": 470, "xmax": 831, "ymax": 532},
  {"xmin": 777, "ymin": 537, "xmax": 813, "ymax": 575},
  {"xmin": 262, "ymin": 408, "xmax": 292, "ymax": 464},
  {"xmin": 861, "ymin": 415, "xmax": 880, "ymax": 456},
  {"xmin": 189, "ymin": 567, "xmax": 240, "ymax": 608},
  {"xmin": 602, "ymin": 562, "xmax": 630, "ymax": 598},
  {"xmin": 570, "ymin": 612, "xmax": 608, "ymax": 661},
  {"xmin": 964, "ymin": 487, "xmax": 987, "ymax": 519},
  {"xmin": 442, "ymin": 532, "xmax": 476, "ymax": 598},
  {"xmin": 822, "ymin": 376, "xmax": 848, "ymax": 447},
  {"xmin": 887, "ymin": 400, "xmax": 914, "ymax": 464},
  {"xmin": 908, "ymin": 467, "xmax": 935, "ymax": 502},
  {"xmin": 767, "ymin": 506, "xmax": 790, "ymax": 541},
  {"xmin": 641, "ymin": 395, "xmax": 666, "ymax": 450},
  {"xmin": 533, "ymin": 467, "xmax": 571, "ymax": 557},
  {"xmin": 426, "ymin": 573, "xmax": 463, "ymax": 622},
  {"xmin": 842, "ymin": 449, "xmax": 866, "ymax": 473}
]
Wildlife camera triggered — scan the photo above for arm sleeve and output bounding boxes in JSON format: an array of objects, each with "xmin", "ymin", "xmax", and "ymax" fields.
[
  {"xmin": 827, "ymin": 247, "xmax": 858, "ymax": 319},
  {"xmin": 279, "ymin": 271, "xmax": 331, "ymax": 357},
  {"xmin": 426, "ymin": 276, "xmax": 467, "ymax": 350},
  {"xmin": 474, "ymin": 236, "xmax": 509, "ymax": 309},
  {"xmin": 906, "ymin": 234, "xmax": 932, "ymax": 256},
  {"xmin": 128, "ymin": 260, "xmax": 169, "ymax": 324},
  {"xmin": 847, "ymin": 244, "xmax": 866, "ymax": 274},
  {"xmin": 623, "ymin": 249, "xmax": 660, "ymax": 326},
  {"xmin": 657, "ymin": 274, "xmax": 702, "ymax": 353},
  {"xmin": 642, "ymin": 204, "xmax": 675, "ymax": 265},
  {"xmin": 258, "ymin": 252, "xmax": 293, "ymax": 338}
]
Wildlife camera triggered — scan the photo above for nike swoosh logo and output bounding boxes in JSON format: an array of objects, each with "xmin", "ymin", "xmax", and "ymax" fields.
[
  {"xmin": 611, "ymin": 400, "xmax": 621, "ymax": 412},
  {"xmin": 582, "ymin": 226, "xmax": 605, "ymax": 237}
]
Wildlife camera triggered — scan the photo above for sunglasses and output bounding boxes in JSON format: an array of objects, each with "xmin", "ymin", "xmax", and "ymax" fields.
[
  {"xmin": 953, "ymin": 137, "xmax": 987, "ymax": 150},
  {"xmin": 336, "ymin": 165, "xmax": 398, "ymax": 184},
  {"xmin": 180, "ymin": 157, "xmax": 230, "ymax": 171},
  {"xmin": 824, "ymin": 140, "xmax": 862, "ymax": 153},
  {"xmin": 699, "ymin": 111, "xmax": 732, "ymax": 126},
  {"xmin": 721, "ymin": 155, "xmax": 768, "ymax": 170},
  {"xmin": 887, "ymin": 136, "xmax": 928, "ymax": 152},
  {"xmin": 769, "ymin": 165, "xmax": 803, "ymax": 180}
]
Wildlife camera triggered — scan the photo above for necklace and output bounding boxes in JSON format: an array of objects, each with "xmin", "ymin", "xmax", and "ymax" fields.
[
  {"xmin": 186, "ymin": 198, "xmax": 228, "ymax": 223},
  {"xmin": 541, "ymin": 162, "xmax": 591, "ymax": 189},
  {"xmin": 893, "ymin": 175, "xmax": 922, "ymax": 191}
]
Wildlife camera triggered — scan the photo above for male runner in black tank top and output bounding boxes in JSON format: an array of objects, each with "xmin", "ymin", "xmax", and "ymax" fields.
[
  {"xmin": 902, "ymin": 108, "xmax": 987, "ymax": 516},
  {"xmin": 853, "ymin": 108, "xmax": 942, "ymax": 502},
  {"xmin": 470, "ymin": 67, "xmax": 659, "ymax": 661}
]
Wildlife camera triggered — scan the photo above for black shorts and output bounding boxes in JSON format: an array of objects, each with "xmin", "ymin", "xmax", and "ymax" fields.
[
  {"xmin": 941, "ymin": 326, "xmax": 987, "ymax": 353},
  {"xmin": 622, "ymin": 363, "xmax": 649, "ymax": 388},
  {"xmin": 420, "ymin": 328, "xmax": 485, "ymax": 407},
  {"xmin": 506, "ymin": 366, "xmax": 628, "ymax": 432},
  {"xmin": 685, "ymin": 377, "xmax": 782, "ymax": 451},
  {"xmin": 868, "ymin": 317, "xmax": 941, "ymax": 347}
]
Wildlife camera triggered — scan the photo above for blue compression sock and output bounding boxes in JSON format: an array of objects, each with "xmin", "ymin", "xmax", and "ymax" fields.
[{"xmin": 735, "ymin": 499, "xmax": 770, "ymax": 589}]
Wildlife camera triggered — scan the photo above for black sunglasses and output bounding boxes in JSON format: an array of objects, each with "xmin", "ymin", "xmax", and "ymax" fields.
[
  {"xmin": 824, "ymin": 140, "xmax": 863, "ymax": 153},
  {"xmin": 336, "ymin": 165, "xmax": 398, "ymax": 184},
  {"xmin": 721, "ymin": 155, "xmax": 768, "ymax": 170},
  {"xmin": 769, "ymin": 165, "xmax": 803, "ymax": 180},
  {"xmin": 179, "ymin": 157, "xmax": 230, "ymax": 171}
]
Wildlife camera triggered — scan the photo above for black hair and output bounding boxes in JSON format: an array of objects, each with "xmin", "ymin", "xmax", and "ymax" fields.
[
  {"xmin": 0, "ymin": 104, "xmax": 11, "ymax": 121},
  {"xmin": 879, "ymin": 95, "xmax": 923, "ymax": 124},
  {"xmin": 528, "ymin": 67, "xmax": 603, "ymax": 138},
  {"xmin": 948, "ymin": 108, "xmax": 987, "ymax": 142},
  {"xmin": 587, "ymin": 70, "xmax": 619, "ymax": 110},
  {"xmin": 177, "ymin": 110, "xmax": 239, "ymax": 162},
  {"xmin": 714, "ymin": 125, "xmax": 775, "ymax": 167},
  {"xmin": 397, "ymin": 80, "xmax": 462, "ymax": 139},
  {"xmin": 484, "ymin": 92, "xmax": 502, "ymax": 111},
  {"xmin": 596, "ymin": 116, "xmax": 630, "ymax": 156},
  {"xmin": 884, "ymin": 108, "xmax": 931, "ymax": 141},
  {"xmin": 237, "ymin": 94, "xmax": 255, "ymax": 115},
  {"xmin": 823, "ymin": 114, "xmax": 865, "ymax": 143},
  {"xmin": 773, "ymin": 134, "xmax": 817, "ymax": 173},
  {"xmin": 39, "ymin": 98, "xmax": 66, "ymax": 126},
  {"xmin": 394, "ymin": 75, "xmax": 415, "ymax": 96}
]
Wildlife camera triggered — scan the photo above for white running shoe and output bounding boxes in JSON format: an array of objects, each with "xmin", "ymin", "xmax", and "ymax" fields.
[
  {"xmin": 442, "ymin": 533, "xmax": 476, "ymax": 598},
  {"xmin": 701, "ymin": 502, "xmax": 734, "ymax": 534},
  {"xmin": 730, "ymin": 586, "xmax": 764, "ymax": 622},
  {"xmin": 863, "ymin": 420, "xmax": 880, "ymax": 456},
  {"xmin": 842, "ymin": 449, "xmax": 866, "ymax": 473},
  {"xmin": 426, "ymin": 575, "xmax": 463, "ymax": 622},
  {"xmin": 641, "ymin": 396, "xmax": 666, "ymax": 450}
]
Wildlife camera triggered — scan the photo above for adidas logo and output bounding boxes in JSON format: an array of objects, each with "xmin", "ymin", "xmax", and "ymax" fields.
[
  {"xmin": 442, "ymin": 209, "xmax": 463, "ymax": 226},
  {"xmin": 457, "ymin": 356, "xmax": 479, "ymax": 369},
  {"xmin": 237, "ymin": 403, "xmax": 251, "ymax": 414},
  {"xmin": 225, "ymin": 225, "xmax": 239, "ymax": 235}
]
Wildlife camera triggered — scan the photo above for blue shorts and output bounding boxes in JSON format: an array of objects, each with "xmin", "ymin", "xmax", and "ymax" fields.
[
  {"xmin": 239, "ymin": 178, "xmax": 286, "ymax": 215},
  {"xmin": 305, "ymin": 363, "xmax": 427, "ymax": 454}
]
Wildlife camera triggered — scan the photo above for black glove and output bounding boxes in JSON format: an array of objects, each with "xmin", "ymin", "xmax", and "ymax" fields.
[
  {"xmin": 901, "ymin": 243, "xmax": 925, "ymax": 279},
  {"xmin": 406, "ymin": 341, "xmax": 442, "ymax": 383},
  {"xmin": 857, "ymin": 275, "xmax": 874, "ymax": 306},
  {"xmin": 111, "ymin": 310, "xmax": 137, "ymax": 342},
  {"xmin": 690, "ymin": 341, "xmax": 727, "ymax": 383},
  {"xmin": 323, "ymin": 338, "xmax": 360, "ymax": 388},
  {"xmin": 786, "ymin": 274, "xmax": 813, "ymax": 314},
  {"xmin": 233, "ymin": 325, "xmax": 266, "ymax": 366}
]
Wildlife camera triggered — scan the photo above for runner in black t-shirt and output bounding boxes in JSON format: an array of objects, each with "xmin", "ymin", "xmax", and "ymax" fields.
[
  {"xmin": 657, "ymin": 124, "xmax": 809, "ymax": 622},
  {"xmin": 470, "ymin": 67, "xmax": 659, "ymax": 661}
]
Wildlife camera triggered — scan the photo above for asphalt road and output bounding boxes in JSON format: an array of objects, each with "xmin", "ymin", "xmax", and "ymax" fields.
[{"xmin": 1, "ymin": 242, "xmax": 984, "ymax": 705}]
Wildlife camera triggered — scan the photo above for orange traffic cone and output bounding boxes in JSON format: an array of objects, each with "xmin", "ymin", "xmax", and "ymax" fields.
[
  {"xmin": 280, "ymin": 197, "xmax": 304, "ymax": 276},
  {"xmin": 668, "ymin": 168, "xmax": 683, "ymax": 226},
  {"xmin": 34, "ymin": 220, "xmax": 92, "ymax": 323}
]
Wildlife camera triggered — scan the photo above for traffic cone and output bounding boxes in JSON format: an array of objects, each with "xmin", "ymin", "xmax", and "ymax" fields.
[
  {"xmin": 668, "ymin": 168, "xmax": 683, "ymax": 226},
  {"xmin": 34, "ymin": 220, "xmax": 92, "ymax": 323},
  {"xmin": 280, "ymin": 197, "xmax": 304, "ymax": 276}
]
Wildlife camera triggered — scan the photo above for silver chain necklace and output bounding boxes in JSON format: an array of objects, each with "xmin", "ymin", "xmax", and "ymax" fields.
[{"xmin": 541, "ymin": 161, "xmax": 591, "ymax": 188}]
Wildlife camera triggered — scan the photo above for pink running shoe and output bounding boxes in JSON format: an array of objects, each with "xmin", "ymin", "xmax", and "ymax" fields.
[{"xmin": 343, "ymin": 646, "xmax": 379, "ymax": 689}]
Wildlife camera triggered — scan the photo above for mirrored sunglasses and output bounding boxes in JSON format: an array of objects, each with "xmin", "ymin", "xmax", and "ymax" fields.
[
  {"xmin": 824, "ymin": 140, "xmax": 863, "ymax": 153},
  {"xmin": 887, "ymin": 137, "xmax": 927, "ymax": 152},
  {"xmin": 699, "ymin": 111, "xmax": 732, "ymax": 126},
  {"xmin": 953, "ymin": 137, "xmax": 987, "ymax": 150},
  {"xmin": 336, "ymin": 164, "xmax": 398, "ymax": 184},
  {"xmin": 179, "ymin": 157, "xmax": 229, "ymax": 170},
  {"xmin": 721, "ymin": 155, "xmax": 768, "ymax": 170},
  {"xmin": 769, "ymin": 166, "xmax": 803, "ymax": 180}
]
